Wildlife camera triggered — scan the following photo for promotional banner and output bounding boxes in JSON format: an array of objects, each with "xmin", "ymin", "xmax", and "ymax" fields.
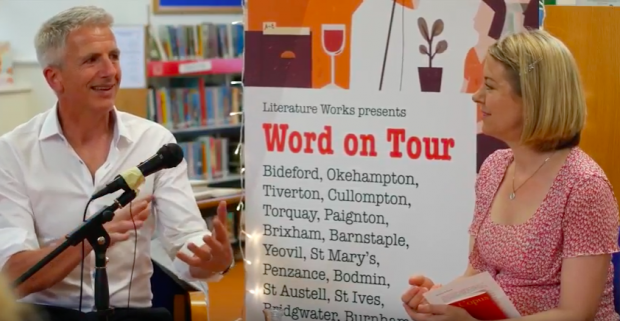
[{"xmin": 243, "ymin": 0, "xmax": 538, "ymax": 319}]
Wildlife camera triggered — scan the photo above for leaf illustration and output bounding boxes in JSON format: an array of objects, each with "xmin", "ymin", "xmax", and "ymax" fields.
[
  {"xmin": 431, "ymin": 19, "xmax": 444, "ymax": 37},
  {"xmin": 417, "ymin": 17, "xmax": 430, "ymax": 42},
  {"xmin": 435, "ymin": 40, "xmax": 448, "ymax": 54},
  {"xmin": 419, "ymin": 44, "xmax": 429, "ymax": 55}
]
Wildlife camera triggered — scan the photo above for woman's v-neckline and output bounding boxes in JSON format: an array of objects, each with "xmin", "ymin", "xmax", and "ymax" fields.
[{"xmin": 485, "ymin": 148, "xmax": 576, "ymax": 228}]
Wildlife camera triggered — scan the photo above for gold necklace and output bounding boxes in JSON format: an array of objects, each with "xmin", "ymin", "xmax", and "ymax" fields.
[{"xmin": 509, "ymin": 152, "xmax": 555, "ymax": 200}]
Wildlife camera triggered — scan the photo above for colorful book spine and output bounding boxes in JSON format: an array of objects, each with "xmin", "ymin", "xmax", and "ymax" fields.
[
  {"xmin": 148, "ymin": 23, "xmax": 244, "ymax": 61},
  {"xmin": 147, "ymin": 86, "xmax": 242, "ymax": 130},
  {"xmin": 179, "ymin": 137, "xmax": 230, "ymax": 180}
]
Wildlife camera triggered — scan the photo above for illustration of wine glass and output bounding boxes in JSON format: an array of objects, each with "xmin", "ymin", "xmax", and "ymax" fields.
[{"xmin": 321, "ymin": 24, "xmax": 346, "ymax": 89}]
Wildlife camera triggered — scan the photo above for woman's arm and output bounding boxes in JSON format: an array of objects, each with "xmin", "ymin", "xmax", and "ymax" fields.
[
  {"xmin": 498, "ymin": 175, "xmax": 618, "ymax": 321},
  {"xmin": 417, "ymin": 256, "xmax": 609, "ymax": 321},
  {"xmin": 500, "ymin": 254, "xmax": 611, "ymax": 321},
  {"xmin": 453, "ymin": 236, "xmax": 480, "ymax": 282}
]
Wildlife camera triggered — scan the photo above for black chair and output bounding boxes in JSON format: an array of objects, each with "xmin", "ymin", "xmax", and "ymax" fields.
[
  {"xmin": 612, "ymin": 227, "xmax": 620, "ymax": 314},
  {"xmin": 150, "ymin": 260, "xmax": 208, "ymax": 321}
]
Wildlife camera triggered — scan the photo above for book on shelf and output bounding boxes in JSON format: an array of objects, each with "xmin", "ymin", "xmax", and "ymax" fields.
[
  {"xmin": 226, "ymin": 211, "xmax": 235, "ymax": 241},
  {"xmin": 148, "ymin": 23, "xmax": 244, "ymax": 61},
  {"xmin": 147, "ymin": 84, "xmax": 242, "ymax": 130},
  {"xmin": 180, "ymin": 136, "xmax": 231, "ymax": 181},
  {"xmin": 423, "ymin": 272, "xmax": 521, "ymax": 320}
]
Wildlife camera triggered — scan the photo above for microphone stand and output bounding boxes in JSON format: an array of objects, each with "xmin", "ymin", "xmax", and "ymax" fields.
[{"xmin": 14, "ymin": 189, "xmax": 138, "ymax": 321}]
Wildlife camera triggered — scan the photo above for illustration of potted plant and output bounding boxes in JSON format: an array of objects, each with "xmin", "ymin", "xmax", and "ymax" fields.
[{"xmin": 417, "ymin": 17, "xmax": 448, "ymax": 93}]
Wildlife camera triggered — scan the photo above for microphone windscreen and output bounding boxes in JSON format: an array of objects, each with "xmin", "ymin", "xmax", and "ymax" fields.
[{"xmin": 160, "ymin": 143, "xmax": 184, "ymax": 168}]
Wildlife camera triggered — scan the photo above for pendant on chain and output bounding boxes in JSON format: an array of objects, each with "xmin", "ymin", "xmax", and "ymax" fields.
[{"xmin": 509, "ymin": 192, "xmax": 516, "ymax": 200}]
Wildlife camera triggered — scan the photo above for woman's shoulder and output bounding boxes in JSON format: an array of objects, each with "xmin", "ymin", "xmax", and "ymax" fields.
[
  {"xmin": 478, "ymin": 148, "xmax": 512, "ymax": 178},
  {"xmin": 565, "ymin": 147, "xmax": 606, "ymax": 177},
  {"xmin": 479, "ymin": 147, "xmax": 608, "ymax": 179},
  {"xmin": 562, "ymin": 148, "xmax": 613, "ymax": 194},
  {"xmin": 475, "ymin": 149, "xmax": 512, "ymax": 196}
]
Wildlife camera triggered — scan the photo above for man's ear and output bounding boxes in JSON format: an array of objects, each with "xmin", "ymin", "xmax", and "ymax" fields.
[{"xmin": 43, "ymin": 67, "xmax": 63, "ymax": 93}]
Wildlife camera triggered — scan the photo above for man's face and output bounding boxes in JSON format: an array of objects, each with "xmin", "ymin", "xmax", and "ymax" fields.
[{"xmin": 45, "ymin": 25, "xmax": 121, "ymax": 112}]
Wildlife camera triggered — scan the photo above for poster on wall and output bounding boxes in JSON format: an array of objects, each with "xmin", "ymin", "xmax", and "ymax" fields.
[{"xmin": 243, "ymin": 0, "xmax": 538, "ymax": 320}]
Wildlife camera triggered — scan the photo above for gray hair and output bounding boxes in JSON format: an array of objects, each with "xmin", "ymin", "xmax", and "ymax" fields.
[{"xmin": 34, "ymin": 6, "xmax": 114, "ymax": 68}]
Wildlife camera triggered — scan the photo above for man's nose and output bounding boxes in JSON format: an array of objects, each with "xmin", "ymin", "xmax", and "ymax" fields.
[{"xmin": 99, "ymin": 57, "xmax": 117, "ymax": 77}]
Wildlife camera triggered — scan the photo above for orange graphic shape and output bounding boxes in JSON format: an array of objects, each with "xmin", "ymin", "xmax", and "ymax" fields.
[
  {"xmin": 247, "ymin": 0, "xmax": 419, "ymax": 89},
  {"xmin": 395, "ymin": 0, "xmax": 415, "ymax": 9},
  {"xmin": 247, "ymin": 0, "xmax": 365, "ymax": 89}
]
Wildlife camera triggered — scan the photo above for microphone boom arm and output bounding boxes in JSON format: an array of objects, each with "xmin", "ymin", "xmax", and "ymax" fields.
[{"xmin": 14, "ymin": 190, "xmax": 138, "ymax": 321}]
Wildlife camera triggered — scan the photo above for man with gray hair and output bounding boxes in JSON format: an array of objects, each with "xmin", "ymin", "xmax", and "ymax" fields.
[{"xmin": 0, "ymin": 6, "xmax": 234, "ymax": 321}]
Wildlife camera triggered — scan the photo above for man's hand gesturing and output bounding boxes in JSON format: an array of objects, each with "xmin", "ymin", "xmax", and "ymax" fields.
[{"xmin": 103, "ymin": 195, "xmax": 153, "ymax": 246}]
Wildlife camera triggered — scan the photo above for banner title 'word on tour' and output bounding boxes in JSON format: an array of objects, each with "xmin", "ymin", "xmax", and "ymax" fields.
[{"xmin": 262, "ymin": 123, "xmax": 455, "ymax": 161}]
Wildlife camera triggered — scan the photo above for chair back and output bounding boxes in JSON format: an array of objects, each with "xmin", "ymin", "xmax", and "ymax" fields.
[
  {"xmin": 613, "ymin": 227, "xmax": 620, "ymax": 313},
  {"xmin": 151, "ymin": 260, "xmax": 197, "ymax": 321}
]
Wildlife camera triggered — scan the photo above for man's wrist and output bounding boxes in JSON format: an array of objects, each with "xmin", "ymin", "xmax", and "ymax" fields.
[
  {"xmin": 220, "ymin": 257, "xmax": 235, "ymax": 275},
  {"xmin": 188, "ymin": 258, "xmax": 233, "ymax": 279}
]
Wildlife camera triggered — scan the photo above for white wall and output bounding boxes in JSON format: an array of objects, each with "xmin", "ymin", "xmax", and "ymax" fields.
[{"xmin": 0, "ymin": 0, "xmax": 242, "ymax": 116}]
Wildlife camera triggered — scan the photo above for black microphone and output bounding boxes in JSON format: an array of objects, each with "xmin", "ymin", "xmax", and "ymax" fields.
[{"xmin": 90, "ymin": 143, "xmax": 184, "ymax": 200}]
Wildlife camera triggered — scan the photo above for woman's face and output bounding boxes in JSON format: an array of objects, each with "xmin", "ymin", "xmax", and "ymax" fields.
[{"xmin": 472, "ymin": 56, "xmax": 523, "ymax": 144}]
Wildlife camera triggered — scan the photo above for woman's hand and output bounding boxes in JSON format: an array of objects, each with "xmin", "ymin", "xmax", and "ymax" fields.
[
  {"xmin": 404, "ymin": 303, "xmax": 476, "ymax": 321},
  {"xmin": 401, "ymin": 275, "xmax": 442, "ymax": 311}
]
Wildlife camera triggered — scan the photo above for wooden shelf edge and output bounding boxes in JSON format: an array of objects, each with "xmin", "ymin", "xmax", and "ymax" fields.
[
  {"xmin": 197, "ymin": 193, "xmax": 243, "ymax": 211},
  {"xmin": 0, "ymin": 83, "xmax": 31, "ymax": 94}
]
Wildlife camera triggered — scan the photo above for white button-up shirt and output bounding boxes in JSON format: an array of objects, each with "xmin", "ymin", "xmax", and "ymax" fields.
[{"xmin": 0, "ymin": 106, "xmax": 212, "ymax": 311}]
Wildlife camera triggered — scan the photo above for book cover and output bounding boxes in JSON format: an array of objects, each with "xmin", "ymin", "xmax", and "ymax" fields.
[
  {"xmin": 449, "ymin": 291, "xmax": 507, "ymax": 320},
  {"xmin": 423, "ymin": 272, "xmax": 520, "ymax": 319}
]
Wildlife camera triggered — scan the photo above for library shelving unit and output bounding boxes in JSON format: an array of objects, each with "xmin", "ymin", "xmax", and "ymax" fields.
[
  {"xmin": 112, "ymin": 20, "xmax": 246, "ymax": 252},
  {"xmin": 143, "ymin": 21, "xmax": 245, "ymax": 250},
  {"xmin": 146, "ymin": 22, "xmax": 244, "ymax": 190}
]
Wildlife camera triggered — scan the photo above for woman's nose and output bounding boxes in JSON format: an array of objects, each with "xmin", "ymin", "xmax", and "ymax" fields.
[{"xmin": 472, "ymin": 89, "xmax": 483, "ymax": 103}]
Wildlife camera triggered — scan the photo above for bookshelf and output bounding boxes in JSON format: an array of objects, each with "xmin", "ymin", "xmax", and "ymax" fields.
[
  {"xmin": 146, "ymin": 21, "xmax": 244, "ymax": 189},
  {"xmin": 109, "ymin": 13, "xmax": 247, "ymax": 247}
]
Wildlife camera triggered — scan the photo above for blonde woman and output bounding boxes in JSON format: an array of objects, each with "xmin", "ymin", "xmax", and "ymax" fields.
[{"xmin": 402, "ymin": 30, "xmax": 619, "ymax": 320}]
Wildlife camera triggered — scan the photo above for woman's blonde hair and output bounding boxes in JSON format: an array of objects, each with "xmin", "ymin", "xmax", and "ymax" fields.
[{"xmin": 488, "ymin": 29, "xmax": 585, "ymax": 152}]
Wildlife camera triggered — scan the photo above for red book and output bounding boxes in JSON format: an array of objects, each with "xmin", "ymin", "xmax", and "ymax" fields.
[
  {"xmin": 449, "ymin": 291, "xmax": 507, "ymax": 320},
  {"xmin": 423, "ymin": 272, "xmax": 520, "ymax": 319}
]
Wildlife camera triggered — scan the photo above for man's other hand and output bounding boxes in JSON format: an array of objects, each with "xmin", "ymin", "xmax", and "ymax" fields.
[{"xmin": 176, "ymin": 201, "xmax": 234, "ymax": 278}]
